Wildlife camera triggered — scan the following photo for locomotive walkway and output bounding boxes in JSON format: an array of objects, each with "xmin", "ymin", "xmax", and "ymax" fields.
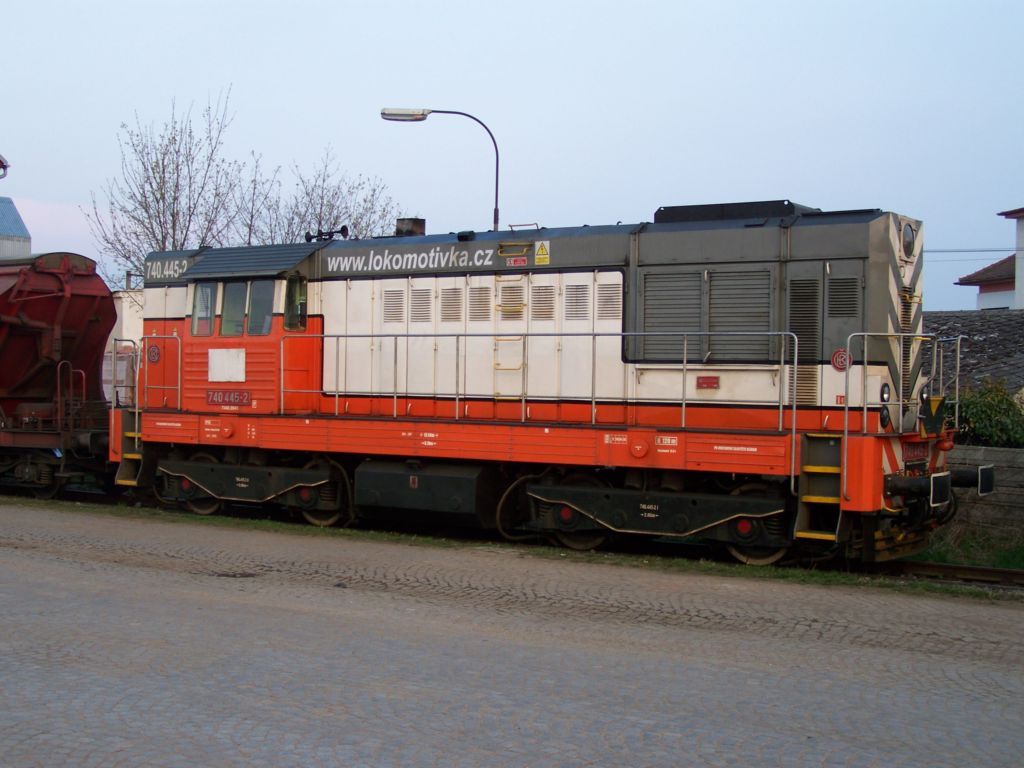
[{"xmin": 0, "ymin": 501, "xmax": 1022, "ymax": 767}]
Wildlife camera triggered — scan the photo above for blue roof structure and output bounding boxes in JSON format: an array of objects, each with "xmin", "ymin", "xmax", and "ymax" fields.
[
  {"xmin": 0, "ymin": 197, "xmax": 30, "ymax": 239},
  {"xmin": 181, "ymin": 242, "xmax": 326, "ymax": 279}
]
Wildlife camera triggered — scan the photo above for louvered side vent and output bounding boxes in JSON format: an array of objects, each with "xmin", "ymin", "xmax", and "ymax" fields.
[
  {"xmin": 383, "ymin": 289, "xmax": 405, "ymax": 323},
  {"xmin": 564, "ymin": 284, "xmax": 591, "ymax": 321},
  {"xmin": 410, "ymin": 288, "xmax": 432, "ymax": 323},
  {"xmin": 531, "ymin": 285, "xmax": 556, "ymax": 321},
  {"xmin": 708, "ymin": 271, "xmax": 771, "ymax": 360},
  {"xmin": 499, "ymin": 285, "xmax": 525, "ymax": 321},
  {"xmin": 788, "ymin": 279, "xmax": 821, "ymax": 404},
  {"xmin": 900, "ymin": 289, "xmax": 914, "ymax": 401},
  {"xmin": 596, "ymin": 283, "xmax": 623, "ymax": 321},
  {"xmin": 642, "ymin": 272, "xmax": 702, "ymax": 360},
  {"xmin": 468, "ymin": 286, "xmax": 491, "ymax": 322},
  {"xmin": 827, "ymin": 277, "xmax": 859, "ymax": 317},
  {"xmin": 440, "ymin": 287, "xmax": 463, "ymax": 322}
]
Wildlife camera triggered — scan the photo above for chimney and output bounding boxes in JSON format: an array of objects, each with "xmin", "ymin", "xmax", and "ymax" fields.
[{"xmin": 396, "ymin": 218, "xmax": 426, "ymax": 237}]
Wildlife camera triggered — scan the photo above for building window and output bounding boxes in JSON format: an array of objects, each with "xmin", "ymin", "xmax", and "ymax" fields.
[
  {"xmin": 247, "ymin": 280, "xmax": 275, "ymax": 336},
  {"xmin": 191, "ymin": 282, "xmax": 217, "ymax": 337}
]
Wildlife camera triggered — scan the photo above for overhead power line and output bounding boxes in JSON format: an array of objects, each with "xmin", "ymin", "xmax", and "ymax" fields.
[{"xmin": 924, "ymin": 248, "xmax": 1014, "ymax": 253}]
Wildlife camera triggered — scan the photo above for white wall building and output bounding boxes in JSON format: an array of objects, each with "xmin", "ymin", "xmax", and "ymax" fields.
[
  {"xmin": 0, "ymin": 197, "xmax": 31, "ymax": 259},
  {"xmin": 956, "ymin": 206, "xmax": 1023, "ymax": 309}
]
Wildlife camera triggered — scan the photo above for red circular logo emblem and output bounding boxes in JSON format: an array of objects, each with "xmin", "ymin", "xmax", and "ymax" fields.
[
  {"xmin": 831, "ymin": 348, "xmax": 849, "ymax": 371},
  {"xmin": 147, "ymin": 344, "xmax": 161, "ymax": 364}
]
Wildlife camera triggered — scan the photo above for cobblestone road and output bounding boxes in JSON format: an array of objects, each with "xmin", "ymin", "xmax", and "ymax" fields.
[{"xmin": 1, "ymin": 500, "xmax": 1022, "ymax": 767}]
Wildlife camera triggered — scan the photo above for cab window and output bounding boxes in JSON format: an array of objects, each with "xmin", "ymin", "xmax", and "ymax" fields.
[
  {"xmin": 247, "ymin": 280, "xmax": 275, "ymax": 336},
  {"xmin": 284, "ymin": 275, "xmax": 307, "ymax": 331},
  {"xmin": 221, "ymin": 282, "xmax": 247, "ymax": 336},
  {"xmin": 191, "ymin": 282, "xmax": 216, "ymax": 336}
]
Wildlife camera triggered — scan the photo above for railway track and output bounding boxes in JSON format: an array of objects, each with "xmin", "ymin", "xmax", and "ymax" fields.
[{"xmin": 877, "ymin": 560, "xmax": 1024, "ymax": 589}]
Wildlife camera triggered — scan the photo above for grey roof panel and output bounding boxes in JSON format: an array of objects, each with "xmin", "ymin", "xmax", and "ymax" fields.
[
  {"xmin": 924, "ymin": 309, "xmax": 1024, "ymax": 391},
  {"xmin": 182, "ymin": 243, "xmax": 323, "ymax": 280},
  {"xmin": 0, "ymin": 197, "xmax": 30, "ymax": 239}
]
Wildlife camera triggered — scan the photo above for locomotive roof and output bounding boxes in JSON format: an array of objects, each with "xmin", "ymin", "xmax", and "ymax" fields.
[
  {"xmin": 142, "ymin": 204, "xmax": 898, "ymax": 285},
  {"xmin": 182, "ymin": 242, "xmax": 325, "ymax": 280}
]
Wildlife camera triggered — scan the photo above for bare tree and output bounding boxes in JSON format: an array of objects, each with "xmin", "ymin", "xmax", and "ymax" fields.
[
  {"xmin": 88, "ymin": 93, "xmax": 240, "ymax": 280},
  {"xmin": 90, "ymin": 95, "xmax": 402, "ymax": 286},
  {"xmin": 234, "ymin": 149, "xmax": 400, "ymax": 245}
]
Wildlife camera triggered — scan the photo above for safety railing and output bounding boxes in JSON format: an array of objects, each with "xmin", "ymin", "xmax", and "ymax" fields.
[
  {"xmin": 141, "ymin": 335, "xmax": 183, "ymax": 410},
  {"xmin": 841, "ymin": 332, "xmax": 963, "ymax": 499},
  {"xmin": 280, "ymin": 330, "xmax": 800, "ymax": 485},
  {"xmin": 108, "ymin": 338, "xmax": 140, "ymax": 452},
  {"xmin": 55, "ymin": 360, "xmax": 87, "ymax": 433},
  {"xmin": 108, "ymin": 338, "xmax": 139, "ymax": 408}
]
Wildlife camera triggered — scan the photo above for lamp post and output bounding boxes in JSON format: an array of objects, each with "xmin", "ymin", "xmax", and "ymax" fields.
[{"xmin": 381, "ymin": 108, "xmax": 500, "ymax": 232}]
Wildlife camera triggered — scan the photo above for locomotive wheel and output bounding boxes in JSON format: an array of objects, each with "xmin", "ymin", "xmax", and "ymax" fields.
[
  {"xmin": 724, "ymin": 544, "xmax": 788, "ymax": 566},
  {"xmin": 300, "ymin": 457, "xmax": 354, "ymax": 528},
  {"xmin": 183, "ymin": 452, "xmax": 222, "ymax": 516},
  {"xmin": 552, "ymin": 473, "xmax": 609, "ymax": 552},
  {"xmin": 724, "ymin": 482, "xmax": 789, "ymax": 567}
]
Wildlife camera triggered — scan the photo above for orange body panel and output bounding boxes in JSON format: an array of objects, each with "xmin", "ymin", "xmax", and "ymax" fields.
[
  {"xmin": 141, "ymin": 411, "xmax": 797, "ymax": 477},
  {"xmin": 840, "ymin": 436, "xmax": 885, "ymax": 512}
]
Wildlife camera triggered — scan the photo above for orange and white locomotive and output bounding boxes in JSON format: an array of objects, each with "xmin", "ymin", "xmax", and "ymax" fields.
[{"xmin": 110, "ymin": 200, "xmax": 993, "ymax": 563}]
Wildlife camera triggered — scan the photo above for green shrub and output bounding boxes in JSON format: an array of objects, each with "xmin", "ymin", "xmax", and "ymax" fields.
[{"xmin": 956, "ymin": 380, "xmax": 1024, "ymax": 447}]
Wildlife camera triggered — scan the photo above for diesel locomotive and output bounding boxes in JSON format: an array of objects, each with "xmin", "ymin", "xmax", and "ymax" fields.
[{"xmin": 0, "ymin": 200, "xmax": 995, "ymax": 563}]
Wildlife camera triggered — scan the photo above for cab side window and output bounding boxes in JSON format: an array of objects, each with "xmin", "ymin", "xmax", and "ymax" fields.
[
  {"xmin": 191, "ymin": 282, "xmax": 216, "ymax": 337},
  {"xmin": 284, "ymin": 275, "xmax": 307, "ymax": 331},
  {"xmin": 221, "ymin": 282, "xmax": 247, "ymax": 336},
  {"xmin": 247, "ymin": 280, "xmax": 275, "ymax": 336}
]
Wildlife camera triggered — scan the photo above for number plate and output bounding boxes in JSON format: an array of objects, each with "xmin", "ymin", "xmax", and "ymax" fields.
[{"xmin": 206, "ymin": 390, "xmax": 251, "ymax": 406}]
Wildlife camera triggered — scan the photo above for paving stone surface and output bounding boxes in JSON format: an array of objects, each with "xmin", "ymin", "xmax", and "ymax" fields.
[{"xmin": 1, "ymin": 500, "xmax": 1022, "ymax": 767}]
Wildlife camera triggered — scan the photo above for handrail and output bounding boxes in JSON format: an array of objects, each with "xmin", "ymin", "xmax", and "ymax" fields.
[
  {"xmin": 109, "ymin": 338, "xmax": 140, "ymax": 452},
  {"xmin": 56, "ymin": 360, "xmax": 71, "ymax": 432},
  {"xmin": 840, "ymin": 331, "xmax": 954, "ymax": 500},
  {"xmin": 108, "ymin": 338, "xmax": 139, "ymax": 407},
  {"xmin": 280, "ymin": 329, "xmax": 800, "ymax": 478}
]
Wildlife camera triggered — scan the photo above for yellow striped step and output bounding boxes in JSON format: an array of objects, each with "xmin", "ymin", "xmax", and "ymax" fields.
[{"xmin": 795, "ymin": 531, "xmax": 838, "ymax": 541}]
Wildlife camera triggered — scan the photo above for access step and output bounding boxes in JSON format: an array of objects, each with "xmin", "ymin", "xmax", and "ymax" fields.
[
  {"xmin": 800, "ymin": 494, "xmax": 841, "ymax": 505},
  {"xmin": 795, "ymin": 530, "xmax": 838, "ymax": 542}
]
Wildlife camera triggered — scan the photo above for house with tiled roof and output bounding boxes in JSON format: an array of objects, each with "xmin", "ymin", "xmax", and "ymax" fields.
[
  {"xmin": 924, "ymin": 309, "xmax": 1024, "ymax": 393},
  {"xmin": 926, "ymin": 206, "xmax": 1024, "ymax": 394},
  {"xmin": 956, "ymin": 207, "xmax": 1024, "ymax": 309}
]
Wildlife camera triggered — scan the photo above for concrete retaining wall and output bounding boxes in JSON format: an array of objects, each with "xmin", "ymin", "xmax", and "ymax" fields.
[{"xmin": 949, "ymin": 446, "xmax": 1023, "ymax": 529}]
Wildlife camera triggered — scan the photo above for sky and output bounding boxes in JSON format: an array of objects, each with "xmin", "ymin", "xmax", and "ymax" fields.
[{"xmin": 4, "ymin": 0, "xmax": 1022, "ymax": 309}]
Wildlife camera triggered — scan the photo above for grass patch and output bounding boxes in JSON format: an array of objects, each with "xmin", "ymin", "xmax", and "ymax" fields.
[
  {"xmin": 3, "ymin": 493, "xmax": 1019, "ymax": 602},
  {"xmin": 916, "ymin": 519, "xmax": 1024, "ymax": 570}
]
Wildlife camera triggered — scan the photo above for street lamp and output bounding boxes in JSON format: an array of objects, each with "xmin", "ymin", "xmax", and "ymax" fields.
[{"xmin": 381, "ymin": 108, "xmax": 500, "ymax": 232}]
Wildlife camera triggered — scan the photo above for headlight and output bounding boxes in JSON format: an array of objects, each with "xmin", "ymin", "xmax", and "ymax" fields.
[
  {"xmin": 902, "ymin": 223, "xmax": 916, "ymax": 258},
  {"xmin": 880, "ymin": 383, "xmax": 891, "ymax": 403}
]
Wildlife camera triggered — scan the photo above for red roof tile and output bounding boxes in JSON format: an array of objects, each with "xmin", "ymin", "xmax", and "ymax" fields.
[{"xmin": 956, "ymin": 254, "xmax": 1016, "ymax": 286}]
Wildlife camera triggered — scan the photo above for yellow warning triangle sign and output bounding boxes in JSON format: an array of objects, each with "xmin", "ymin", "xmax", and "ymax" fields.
[{"xmin": 536, "ymin": 243, "xmax": 549, "ymax": 257}]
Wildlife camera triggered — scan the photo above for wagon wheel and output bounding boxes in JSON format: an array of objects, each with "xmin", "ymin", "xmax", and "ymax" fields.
[
  {"xmin": 32, "ymin": 477, "xmax": 63, "ymax": 500},
  {"xmin": 552, "ymin": 473, "xmax": 610, "ymax": 552},
  {"xmin": 28, "ymin": 460, "xmax": 62, "ymax": 499},
  {"xmin": 182, "ymin": 452, "xmax": 222, "ymax": 516},
  {"xmin": 299, "ymin": 457, "xmax": 353, "ymax": 528},
  {"xmin": 724, "ymin": 482, "xmax": 789, "ymax": 566}
]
